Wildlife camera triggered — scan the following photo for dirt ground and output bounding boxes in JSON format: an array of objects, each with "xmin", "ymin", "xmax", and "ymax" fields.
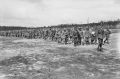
[{"xmin": 0, "ymin": 32, "xmax": 120, "ymax": 79}]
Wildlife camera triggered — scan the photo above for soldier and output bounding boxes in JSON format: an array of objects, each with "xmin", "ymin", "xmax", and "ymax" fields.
[
  {"xmin": 91, "ymin": 31, "xmax": 95, "ymax": 44},
  {"xmin": 64, "ymin": 29, "xmax": 69, "ymax": 44},
  {"xmin": 51, "ymin": 29, "xmax": 56, "ymax": 41},
  {"xmin": 104, "ymin": 28, "xmax": 111, "ymax": 44},
  {"xmin": 78, "ymin": 28, "xmax": 83, "ymax": 45},
  {"xmin": 90, "ymin": 28, "xmax": 96, "ymax": 44},
  {"xmin": 73, "ymin": 27, "xmax": 80, "ymax": 46},
  {"xmin": 81, "ymin": 29, "xmax": 85, "ymax": 45},
  {"xmin": 57, "ymin": 29, "xmax": 62, "ymax": 43},
  {"xmin": 54, "ymin": 29, "xmax": 60, "ymax": 42},
  {"xmin": 97, "ymin": 26, "xmax": 104, "ymax": 51},
  {"xmin": 84, "ymin": 28, "xmax": 91, "ymax": 45}
]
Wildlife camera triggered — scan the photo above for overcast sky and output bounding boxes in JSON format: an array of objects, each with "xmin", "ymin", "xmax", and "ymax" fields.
[{"xmin": 0, "ymin": 0, "xmax": 120, "ymax": 27}]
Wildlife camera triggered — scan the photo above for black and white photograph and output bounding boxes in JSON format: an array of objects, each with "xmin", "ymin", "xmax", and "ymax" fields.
[{"xmin": 0, "ymin": 0, "xmax": 120, "ymax": 79}]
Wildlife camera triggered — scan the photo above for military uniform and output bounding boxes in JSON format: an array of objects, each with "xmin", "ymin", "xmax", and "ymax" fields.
[
  {"xmin": 97, "ymin": 28, "xmax": 104, "ymax": 51},
  {"xmin": 84, "ymin": 29, "xmax": 91, "ymax": 45},
  {"xmin": 104, "ymin": 29, "xmax": 111, "ymax": 44},
  {"xmin": 73, "ymin": 29, "xmax": 80, "ymax": 46}
]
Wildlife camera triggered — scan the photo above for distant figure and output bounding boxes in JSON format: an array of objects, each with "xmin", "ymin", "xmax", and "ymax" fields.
[
  {"xmin": 73, "ymin": 27, "xmax": 80, "ymax": 46},
  {"xmin": 63, "ymin": 29, "xmax": 69, "ymax": 44},
  {"xmin": 84, "ymin": 28, "xmax": 91, "ymax": 45},
  {"xmin": 78, "ymin": 28, "xmax": 83, "ymax": 45}
]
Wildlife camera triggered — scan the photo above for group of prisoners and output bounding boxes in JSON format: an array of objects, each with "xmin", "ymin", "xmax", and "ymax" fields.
[{"xmin": 0, "ymin": 25, "xmax": 111, "ymax": 48}]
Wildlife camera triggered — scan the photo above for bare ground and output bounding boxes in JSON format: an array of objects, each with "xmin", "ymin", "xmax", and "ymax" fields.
[{"xmin": 0, "ymin": 32, "xmax": 120, "ymax": 79}]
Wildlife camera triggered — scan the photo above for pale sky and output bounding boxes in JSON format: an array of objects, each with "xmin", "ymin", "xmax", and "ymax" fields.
[{"xmin": 0, "ymin": 0, "xmax": 120, "ymax": 27}]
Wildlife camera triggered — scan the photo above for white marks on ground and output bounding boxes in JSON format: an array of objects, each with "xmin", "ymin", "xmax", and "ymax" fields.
[
  {"xmin": 0, "ymin": 73, "xmax": 14, "ymax": 79},
  {"xmin": 55, "ymin": 66, "xmax": 66, "ymax": 72},
  {"xmin": 0, "ymin": 49, "xmax": 20, "ymax": 60},
  {"xmin": 13, "ymin": 39, "xmax": 43, "ymax": 43},
  {"xmin": 0, "ymin": 73, "xmax": 9, "ymax": 79}
]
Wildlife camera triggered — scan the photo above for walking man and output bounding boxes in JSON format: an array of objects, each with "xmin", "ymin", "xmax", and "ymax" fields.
[{"xmin": 97, "ymin": 27, "xmax": 104, "ymax": 51}]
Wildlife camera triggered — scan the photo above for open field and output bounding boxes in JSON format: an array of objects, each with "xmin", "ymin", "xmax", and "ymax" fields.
[{"xmin": 0, "ymin": 31, "xmax": 120, "ymax": 79}]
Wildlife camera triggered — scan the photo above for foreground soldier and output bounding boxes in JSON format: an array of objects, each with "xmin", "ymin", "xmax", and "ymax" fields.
[
  {"xmin": 91, "ymin": 31, "xmax": 96, "ymax": 44},
  {"xmin": 90, "ymin": 28, "xmax": 97, "ymax": 44},
  {"xmin": 97, "ymin": 27, "xmax": 104, "ymax": 51}
]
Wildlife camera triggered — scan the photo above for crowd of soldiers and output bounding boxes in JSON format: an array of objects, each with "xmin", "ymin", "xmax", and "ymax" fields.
[{"xmin": 0, "ymin": 26, "xmax": 111, "ymax": 51}]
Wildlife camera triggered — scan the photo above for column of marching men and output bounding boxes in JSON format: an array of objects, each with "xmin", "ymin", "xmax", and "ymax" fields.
[{"xmin": 0, "ymin": 26, "xmax": 111, "ymax": 51}]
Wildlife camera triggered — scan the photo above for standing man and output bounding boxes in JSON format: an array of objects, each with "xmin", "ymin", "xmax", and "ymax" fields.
[
  {"xmin": 104, "ymin": 28, "xmax": 111, "ymax": 44},
  {"xmin": 84, "ymin": 28, "xmax": 91, "ymax": 45},
  {"xmin": 73, "ymin": 27, "xmax": 80, "ymax": 46},
  {"xmin": 97, "ymin": 26, "xmax": 104, "ymax": 51},
  {"xmin": 78, "ymin": 28, "xmax": 83, "ymax": 45}
]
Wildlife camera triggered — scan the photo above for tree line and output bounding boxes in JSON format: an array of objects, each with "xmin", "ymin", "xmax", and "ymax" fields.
[{"xmin": 0, "ymin": 19, "xmax": 120, "ymax": 31}]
